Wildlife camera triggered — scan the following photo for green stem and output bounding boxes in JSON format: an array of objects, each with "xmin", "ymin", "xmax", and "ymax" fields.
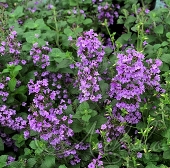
[
  {"xmin": 53, "ymin": 9, "xmax": 60, "ymax": 48},
  {"xmin": 76, "ymin": 0, "xmax": 80, "ymax": 20},
  {"xmin": 105, "ymin": 20, "xmax": 115, "ymax": 46}
]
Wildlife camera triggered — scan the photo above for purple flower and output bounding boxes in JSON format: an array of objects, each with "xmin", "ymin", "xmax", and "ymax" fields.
[
  {"xmin": 21, "ymin": 60, "xmax": 27, "ymax": 65},
  {"xmin": 143, "ymin": 41, "xmax": 148, "ymax": 46},
  {"xmin": 75, "ymin": 29, "xmax": 105, "ymax": 102},
  {"xmin": 101, "ymin": 124, "xmax": 107, "ymax": 130},
  {"xmin": 68, "ymin": 36, "xmax": 73, "ymax": 41},
  {"xmin": 145, "ymin": 9, "xmax": 150, "ymax": 14},
  {"xmin": 24, "ymin": 130, "xmax": 30, "ymax": 139},
  {"xmin": 6, "ymin": 156, "xmax": 15, "ymax": 165},
  {"xmin": 137, "ymin": 152, "xmax": 142, "ymax": 158},
  {"xmin": 88, "ymin": 163, "xmax": 95, "ymax": 168},
  {"xmin": 97, "ymin": 3, "xmax": 119, "ymax": 25},
  {"xmin": 109, "ymin": 48, "xmax": 163, "ymax": 124}
]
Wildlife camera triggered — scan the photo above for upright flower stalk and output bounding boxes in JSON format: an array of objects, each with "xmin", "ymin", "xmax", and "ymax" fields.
[
  {"xmin": 109, "ymin": 48, "xmax": 164, "ymax": 124},
  {"xmin": 75, "ymin": 29, "xmax": 105, "ymax": 103}
]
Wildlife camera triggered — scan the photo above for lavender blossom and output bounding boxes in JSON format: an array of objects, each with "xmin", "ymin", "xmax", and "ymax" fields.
[{"xmin": 75, "ymin": 29, "xmax": 105, "ymax": 102}]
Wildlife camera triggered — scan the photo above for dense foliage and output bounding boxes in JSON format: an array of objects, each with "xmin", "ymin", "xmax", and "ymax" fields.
[{"xmin": 0, "ymin": 0, "xmax": 170, "ymax": 167}]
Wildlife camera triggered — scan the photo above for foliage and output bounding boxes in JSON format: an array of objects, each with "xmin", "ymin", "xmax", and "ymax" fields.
[{"xmin": 0, "ymin": 0, "xmax": 169, "ymax": 167}]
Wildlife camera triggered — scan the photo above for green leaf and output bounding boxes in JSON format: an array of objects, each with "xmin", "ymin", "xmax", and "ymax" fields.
[
  {"xmin": 24, "ymin": 148, "xmax": 32, "ymax": 156},
  {"xmin": 18, "ymin": 94, "xmax": 27, "ymax": 102},
  {"xmin": 83, "ymin": 120, "xmax": 97, "ymax": 134},
  {"xmin": 116, "ymin": 33, "xmax": 132, "ymax": 44},
  {"xmin": 82, "ymin": 114, "xmax": 91, "ymax": 122},
  {"xmin": 24, "ymin": 19, "xmax": 36, "ymax": 29},
  {"xmin": 64, "ymin": 105, "xmax": 74, "ymax": 115},
  {"xmin": 69, "ymin": 0, "xmax": 77, "ymax": 6},
  {"xmin": 163, "ymin": 150, "xmax": 170, "ymax": 159},
  {"xmin": 160, "ymin": 63, "xmax": 169, "ymax": 71},
  {"xmin": 22, "ymin": 43, "xmax": 32, "ymax": 51},
  {"xmin": 14, "ymin": 86, "xmax": 27, "ymax": 95},
  {"xmin": 150, "ymin": 142, "xmax": 162, "ymax": 152},
  {"xmin": 30, "ymin": 130, "xmax": 38, "ymax": 136},
  {"xmin": 122, "ymin": 33, "xmax": 132, "ymax": 41},
  {"xmin": 8, "ymin": 78, "xmax": 17, "ymax": 92},
  {"xmin": 6, "ymin": 95, "xmax": 14, "ymax": 104},
  {"xmin": 2, "ymin": 68, "xmax": 9, "ymax": 73},
  {"xmin": 58, "ymin": 21, "xmax": 67, "ymax": 28},
  {"xmin": 75, "ymin": 27, "xmax": 83, "ymax": 34},
  {"xmin": 0, "ymin": 162, "xmax": 6, "ymax": 168},
  {"xmin": 64, "ymin": 27, "xmax": 73, "ymax": 36},
  {"xmin": 83, "ymin": 18, "xmax": 92, "ymax": 25},
  {"xmin": 8, "ymin": 161, "xmax": 23, "ymax": 167},
  {"xmin": 59, "ymin": 165, "xmax": 67, "ymax": 168},
  {"xmin": 82, "ymin": 0, "xmax": 91, "ymax": 4},
  {"xmin": 57, "ymin": 59, "xmax": 72, "ymax": 69},
  {"xmin": 126, "ymin": 15, "xmax": 136, "ymax": 24},
  {"xmin": 165, "ymin": 17, "xmax": 170, "ymax": 25},
  {"xmin": 70, "ymin": 119, "xmax": 83, "ymax": 133},
  {"xmin": 35, "ymin": 148, "xmax": 43, "ymax": 154},
  {"xmin": 166, "ymin": 32, "xmax": 170, "ymax": 38},
  {"xmin": 35, "ymin": 19, "xmax": 50, "ymax": 30},
  {"xmin": 146, "ymin": 164, "xmax": 157, "ymax": 168},
  {"xmin": 162, "ymin": 143, "xmax": 169, "ymax": 151},
  {"xmin": 160, "ymin": 54, "xmax": 170, "ymax": 64},
  {"xmin": 159, "ymin": 164, "xmax": 169, "ymax": 168},
  {"xmin": 99, "ymin": 80, "xmax": 109, "ymax": 93},
  {"xmin": 12, "ymin": 134, "xmax": 24, "ymax": 143},
  {"xmin": 77, "ymin": 102, "xmax": 89, "ymax": 111},
  {"xmin": 105, "ymin": 165, "xmax": 119, "ymax": 168},
  {"xmin": 89, "ymin": 115, "xmax": 107, "ymax": 129},
  {"xmin": 0, "ymin": 138, "xmax": 4, "ymax": 151},
  {"xmin": 154, "ymin": 25, "xmax": 164, "ymax": 34},
  {"xmin": 24, "ymin": 71, "xmax": 36, "ymax": 83},
  {"xmin": 0, "ymin": 155, "xmax": 7, "ymax": 164},
  {"xmin": 162, "ymin": 41, "xmax": 169, "ymax": 46},
  {"xmin": 40, "ymin": 155, "xmax": 55, "ymax": 168},
  {"xmin": 90, "ymin": 110, "xmax": 97, "ymax": 117},
  {"xmin": 12, "ymin": 65, "xmax": 22, "ymax": 78},
  {"xmin": 47, "ymin": 63, "xmax": 58, "ymax": 72},
  {"xmin": 49, "ymin": 48, "xmax": 67, "ymax": 62},
  {"xmin": 29, "ymin": 140, "xmax": 37, "ymax": 150},
  {"xmin": 26, "ymin": 36, "xmax": 37, "ymax": 43},
  {"xmin": 9, "ymin": 6, "xmax": 24, "ymax": 18},
  {"xmin": 27, "ymin": 158, "xmax": 36, "ymax": 168},
  {"xmin": 59, "ymin": 68, "xmax": 74, "ymax": 74}
]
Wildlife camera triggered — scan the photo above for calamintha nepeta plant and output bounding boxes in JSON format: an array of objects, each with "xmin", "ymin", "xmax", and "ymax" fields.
[{"xmin": 0, "ymin": 0, "xmax": 169, "ymax": 168}]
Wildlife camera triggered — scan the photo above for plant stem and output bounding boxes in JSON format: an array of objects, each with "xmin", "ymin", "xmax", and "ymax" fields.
[{"xmin": 53, "ymin": 8, "xmax": 60, "ymax": 48}]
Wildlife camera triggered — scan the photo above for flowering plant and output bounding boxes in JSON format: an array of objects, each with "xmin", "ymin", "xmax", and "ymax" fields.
[{"xmin": 0, "ymin": 0, "xmax": 170, "ymax": 168}]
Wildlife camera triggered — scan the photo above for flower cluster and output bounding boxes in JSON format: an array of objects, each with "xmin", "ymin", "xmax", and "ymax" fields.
[
  {"xmin": 0, "ymin": 29, "xmax": 21, "ymax": 55},
  {"xmin": 92, "ymin": 0, "xmax": 103, "ymax": 4},
  {"xmin": 0, "ymin": 79, "xmax": 9, "ymax": 102},
  {"xmin": 0, "ymin": 28, "xmax": 25, "ymax": 66},
  {"xmin": 109, "ymin": 48, "xmax": 164, "ymax": 124},
  {"xmin": 67, "ymin": 7, "xmax": 86, "ymax": 18},
  {"xmin": 0, "ymin": 130, "xmax": 18, "ymax": 151},
  {"xmin": 0, "ymin": 105, "xmax": 27, "ymax": 130},
  {"xmin": 93, "ymin": 104, "xmax": 126, "ymax": 162},
  {"xmin": 0, "ymin": 2, "xmax": 8, "ymax": 8},
  {"xmin": 27, "ymin": 71, "xmax": 86, "ymax": 164},
  {"xmin": 88, "ymin": 154, "xmax": 104, "ymax": 168},
  {"xmin": 97, "ymin": 3, "xmax": 120, "ymax": 26},
  {"xmin": 30, "ymin": 42, "xmax": 51, "ymax": 69},
  {"xmin": 27, "ymin": 72, "xmax": 73, "ymax": 142},
  {"xmin": 75, "ymin": 29, "xmax": 105, "ymax": 103},
  {"xmin": 6, "ymin": 156, "xmax": 15, "ymax": 165}
]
